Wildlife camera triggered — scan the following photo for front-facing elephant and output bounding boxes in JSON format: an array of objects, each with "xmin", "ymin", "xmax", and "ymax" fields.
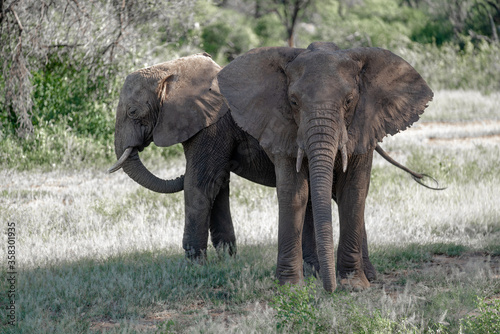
[{"xmin": 217, "ymin": 42, "xmax": 433, "ymax": 292}]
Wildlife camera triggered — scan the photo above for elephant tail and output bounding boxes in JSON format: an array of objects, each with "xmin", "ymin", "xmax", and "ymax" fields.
[{"xmin": 375, "ymin": 144, "xmax": 446, "ymax": 190}]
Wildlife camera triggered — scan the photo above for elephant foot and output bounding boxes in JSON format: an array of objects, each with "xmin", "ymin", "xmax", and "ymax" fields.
[
  {"xmin": 339, "ymin": 272, "xmax": 371, "ymax": 291},
  {"xmin": 215, "ymin": 242, "xmax": 237, "ymax": 258},
  {"xmin": 185, "ymin": 248, "xmax": 208, "ymax": 264},
  {"xmin": 303, "ymin": 261, "xmax": 319, "ymax": 278},
  {"xmin": 364, "ymin": 261, "xmax": 377, "ymax": 282},
  {"xmin": 302, "ymin": 253, "xmax": 320, "ymax": 278}
]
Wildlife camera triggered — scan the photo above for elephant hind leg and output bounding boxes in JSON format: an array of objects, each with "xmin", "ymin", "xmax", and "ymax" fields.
[{"xmin": 210, "ymin": 183, "xmax": 237, "ymax": 256}]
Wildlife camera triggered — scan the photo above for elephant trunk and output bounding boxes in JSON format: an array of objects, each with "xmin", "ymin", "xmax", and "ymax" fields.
[
  {"xmin": 305, "ymin": 113, "xmax": 344, "ymax": 292},
  {"xmin": 110, "ymin": 147, "xmax": 184, "ymax": 193}
]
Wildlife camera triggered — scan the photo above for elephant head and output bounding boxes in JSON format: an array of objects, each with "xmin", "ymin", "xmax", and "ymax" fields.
[
  {"xmin": 217, "ymin": 42, "xmax": 432, "ymax": 291},
  {"xmin": 109, "ymin": 53, "xmax": 228, "ymax": 192}
]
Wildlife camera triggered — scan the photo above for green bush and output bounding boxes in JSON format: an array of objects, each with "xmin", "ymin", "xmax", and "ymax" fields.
[
  {"xmin": 461, "ymin": 298, "xmax": 500, "ymax": 333},
  {"xmin": 2, "ymin": 0, "xmax": 500, "ymax": 171},
  {"xmin": 411, "ymin": 16, "xmax": 455, "ymax": 45},
  {"xmin": 270, "ymin": 278, "xmax": 326, "ymax": 332},
  {"xmin": 200, "ymin": 9, "xmax": 259, "ymax": 64},
  {"xmin": 254, "ymin": 15, "xmax": 285, "ymax": 47},
  {"xmin": 0, "ymin": 56, "xmax": 122, "ymax": 170},
  {"xmin": 30, "ymin": 57, "xmax": 118, "ymax": 143},
  {"xmin": 202, "ymin": 22, "xmax": 232, "ymax": 56}
]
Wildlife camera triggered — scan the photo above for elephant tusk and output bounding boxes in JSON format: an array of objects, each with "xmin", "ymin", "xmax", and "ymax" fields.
[
  {"xmin": 296, "ymin": 147, "xmax": 304, "ymax": 173},
  {"xmin": 340, "ymin": 144, "xmax": 348, "ymax": 173},
  {"xmin": 107, "ymin": 147, "xmax": 134, "ymax": 173}
]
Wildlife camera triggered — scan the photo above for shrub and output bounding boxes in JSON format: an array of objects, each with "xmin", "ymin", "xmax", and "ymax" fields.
[
  {"xmin": 270, "ymin": 278, "xmax": 326, "ymax": 332},
  {"xmin": 461, "ymin": 298, "xmax": 500, "ymax": 333}
]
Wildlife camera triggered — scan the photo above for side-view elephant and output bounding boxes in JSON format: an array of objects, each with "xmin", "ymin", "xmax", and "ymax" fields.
[
  {"xmin": 217, "ymin": 42, "xmax": 434, "ymax": 292},
  {"xmin": 108, "ymin": 53, "xmax": 278, "ymax": 260}
]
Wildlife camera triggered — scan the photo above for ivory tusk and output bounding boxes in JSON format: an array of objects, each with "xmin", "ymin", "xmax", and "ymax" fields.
[
  {"xmin": 107, "ymin": 147, "xmax": 133, "ymax": 173},
  {"xmin": 296, "ymin": 147, "xmax": 304, "ymax": 173},
  {"xmin": 340, "ymin": 145, "xmax": 348, "ymax": 173}
]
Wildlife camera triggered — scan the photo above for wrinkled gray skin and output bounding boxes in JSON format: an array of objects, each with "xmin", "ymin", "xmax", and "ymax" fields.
[
  {"xmin": 109, "ymin": 54, "xmax": 327, "ymax": 269},
  {"xmin": 218, "ymin": 42, "xmax": 433, "ymax": 292},
  {"xmin": 109, "ymin": 51, "xmax": 432, "ymax": 288},
  {"xmin": 110, "ymin": 54, "xmax": 270, "ymax": 259}
]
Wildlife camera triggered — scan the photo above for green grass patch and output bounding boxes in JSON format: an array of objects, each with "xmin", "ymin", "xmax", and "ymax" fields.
[
  {"xmin": 5, "ymin": 245, "xmax": 276, "ymax": 333},
  {"xmin": 371, "ymin": 243, "xmax": 471, "ymax": 274}
]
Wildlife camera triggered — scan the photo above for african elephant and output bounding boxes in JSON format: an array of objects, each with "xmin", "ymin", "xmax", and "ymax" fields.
[
  {"xmin": 108, "ymin": 53, "xmax": 276, "ymax": 259},
  {"xmin": 217, "ymin": 42, "xmax": 433, "ymax": 292}
]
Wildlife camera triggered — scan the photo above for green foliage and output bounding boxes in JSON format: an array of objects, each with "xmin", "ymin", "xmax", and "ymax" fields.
[
  {"xmin": 411, "ymin": 16, "xmax": 455, "ymax": 45},
  {"xmin": 461, "ymin": 298, "xmax": 500, "ymax": 334},
  {"xmin": 202, "ymin": 22, "xmax": 232, "ymax": 56},
  {"xmin": 2, "ymin": 0, "xmax": 500, "ymax": 171},
  {"xmin": 30, "ymin": 56, "xmax": 117, "ymax": 143},
  {"xmin": 347, "ymin": 307, "xmax": 406, "ymax": 333},
  {"xmin": 254, "ymin": 15, "xmax": 285, "ymax": 47},
  {"xmin": 200, "ymin": 9, "xmax": 259, "ymax": 64},
  {"xmin": 270, "ymin": 278, "xmax": 326, "ymax": 332},
  {"xmin": 0, "ymin": 119, "xmax": 114, "ymax": 170}
]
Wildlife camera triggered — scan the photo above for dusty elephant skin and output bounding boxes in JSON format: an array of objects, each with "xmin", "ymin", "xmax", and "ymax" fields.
[
  {"xmin": 109, "ymin": 53, "xmax": 278, "ymax": 260},
  {"xmin": 217, "ymin": 42, "xmax": 433, "ymax": 292},
  {"xmin": 109, "ymin": 51, "xmax": 432, "ymax": 288}
]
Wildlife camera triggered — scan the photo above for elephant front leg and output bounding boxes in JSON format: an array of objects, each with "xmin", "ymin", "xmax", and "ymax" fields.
[
  {"xmin": 335, "ymin": 152, "xmax": 373, "ymax": 290},
  {"xmin": 210, "ymin": 183, "xmax": 237, "ymax": 257},
  {"xmin": 275, "ymin": 157, "xmax": 309, "ymax": 286},
  {"xmin": 183, "ymin": 177, "xmax": 212, "ymax": 262}
]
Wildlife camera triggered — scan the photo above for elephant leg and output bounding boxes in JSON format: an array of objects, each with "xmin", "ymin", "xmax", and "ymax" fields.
[
  {"xmin": 275, "ymin": 157, "xmax": 309, "ymax": 286},
  {"xmin": 335, "ymin": 151, "xmax": 373, "ymax": 289},
  {"xmin": 210, "ymin": 182, "xmax": 237, "ymax": 257},
  {"xmin": 302, "ymin": 198, "xmax": 320, "ymax": 277},
  {"xmin": 362, "ymin": 227, "xmax": 377, "ymax": 281},
  {"xmin": 183, "ymin": 173, "xmax": 212, "ymax": 262}
]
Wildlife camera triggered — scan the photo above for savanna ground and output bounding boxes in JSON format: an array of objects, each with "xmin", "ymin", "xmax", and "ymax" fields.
[{"xmin": 1, "ymin": 90, "xmax": 499, "ymax": 333}]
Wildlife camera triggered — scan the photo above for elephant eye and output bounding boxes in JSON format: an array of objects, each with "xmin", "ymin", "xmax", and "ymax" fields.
[
  {"xmin": 128, "ymin": 108, "xmax": 138, "ymax": 118},
  {"xmin": 289, "ymin": 95, "xmax": 299, "ymax": 107},
  {"xmin": 345, "ymin": 95, "xmax": 354, "ymax": 107}
]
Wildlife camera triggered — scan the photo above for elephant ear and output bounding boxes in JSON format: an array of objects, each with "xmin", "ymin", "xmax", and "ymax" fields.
[
  {"xmin": 152, "ymin": 53, "xmax": 228, "ymax": 147},
  {"xmin": 346, "ymin": 47, "xmax": 433, "ymax": 155},
  {"xmin": 217, "ymin": 47, "xmax": 305, "ymax": 157}
]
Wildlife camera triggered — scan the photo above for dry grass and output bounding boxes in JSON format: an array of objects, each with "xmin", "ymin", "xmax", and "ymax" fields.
[{"xmin": 1, "ymin": 90, "xmax": 499, "ymax": 333}]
